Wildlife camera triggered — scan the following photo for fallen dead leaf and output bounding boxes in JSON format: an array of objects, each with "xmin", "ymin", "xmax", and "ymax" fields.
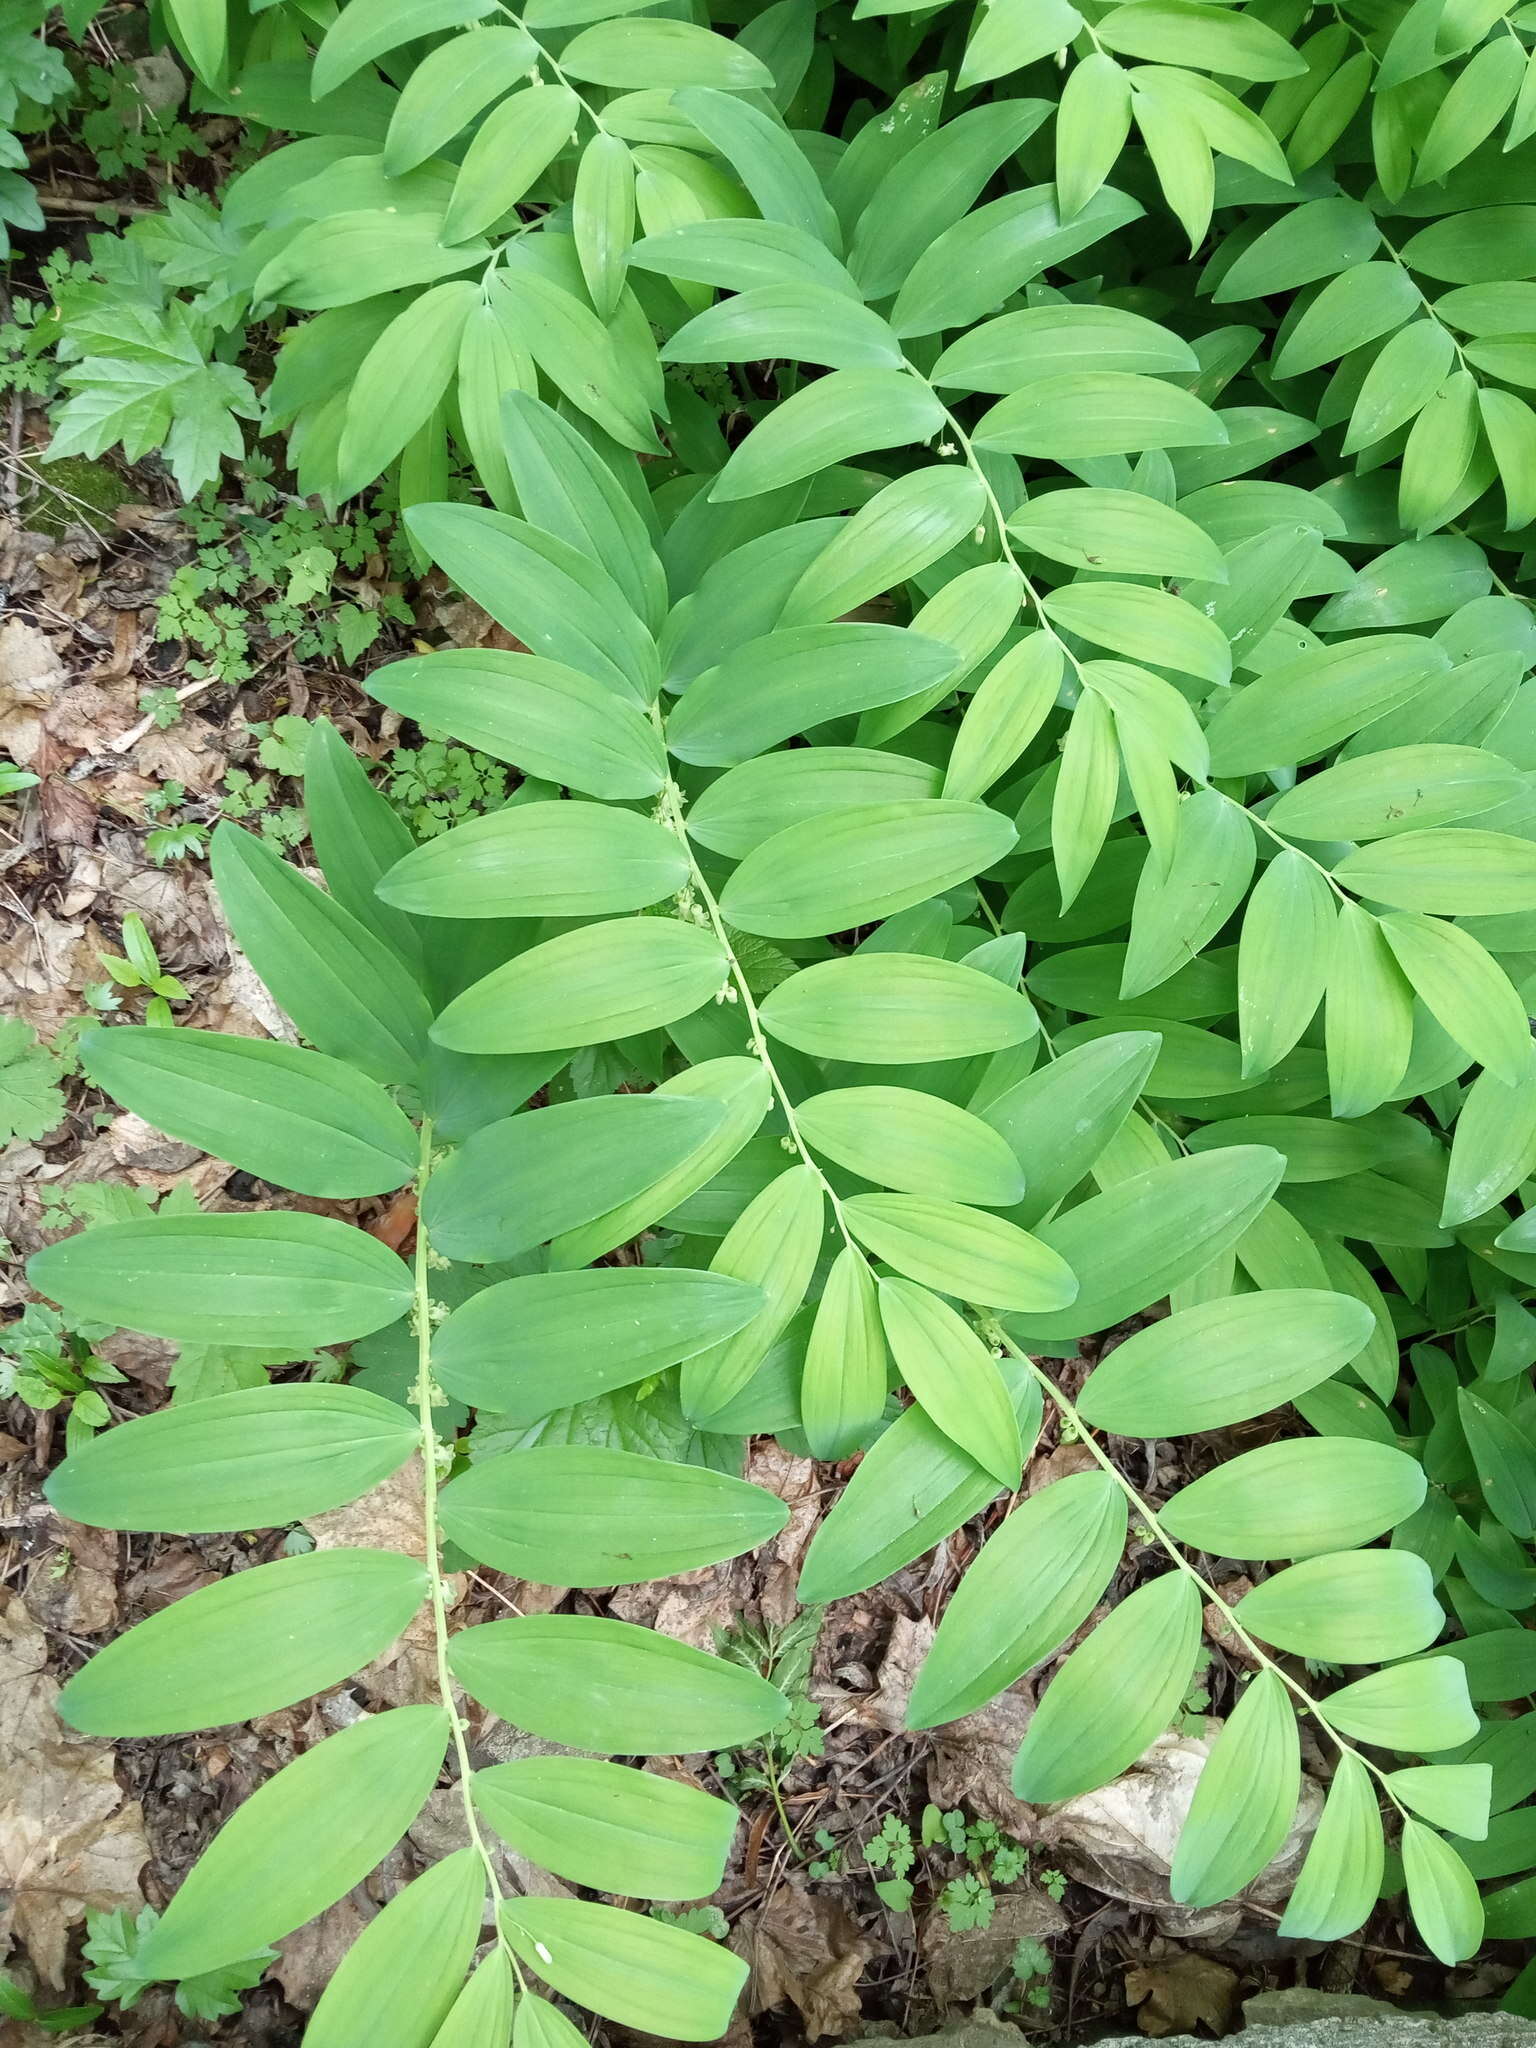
[
  {"xmin": 744, "ymin": 1878, "xmax": 873, "ymax": 2042},
  {"xmin": 1124, "ymin": 1948, "xmax": 1240, "ymax": 2037},
  {"xmin": 0, "ymin": 1594, "xmax": 148, "ymax": 1985}
]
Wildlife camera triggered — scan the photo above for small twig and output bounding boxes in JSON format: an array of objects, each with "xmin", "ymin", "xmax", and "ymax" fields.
[
  {"xmin": 39, "ymin": 195, "xmax": 159, "ymax": 217},
  {"xmin": 110, "ymin": 673, "xmax": 220, "ymax": 753}
]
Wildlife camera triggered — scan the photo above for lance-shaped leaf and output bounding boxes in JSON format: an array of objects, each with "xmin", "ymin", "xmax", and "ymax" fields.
[
  {"xmin": 304, "ymin": 1849, "xmax": 486, "ymax": 2048},
  {"xmin": 876, "ymin": 1276, "xmax": 1024, "ymax": 1483},
  {"xmin": 797, "ymin": 1086, "xmax": 1025, "ymax": 1206},
  {"xmin": 58, "ymin": 1549, "xmax": 428, "ymax": 1736},
  {"xmin": 1012, "ymin": 1572, "xmax": 1203, "ymax": 1801},
  {"xmin": 908, "ymin": 1472, "xmax": 1126, "ymax": 1727},
  {"xmin": 473, "ymin": 1757, "xmax": 737, "ymax": 1900},
  {"xmin": 1171, "ymin": 1671, "xmax": 1299, "ymax": 1908},
  {"xmin": 136, "ymin": 1708, "xmax": 450, "ymax": 1980},
  {"xmin": 211, "ymin": 824, "xmax": 432, "ymax": 1086},
  {"xmin": 431, "ymin": 918, "xmax": 727, "ymax": 1055},
  {"xmin": 29, "ymin": 1211, "xmax": 412, "ymax": 1349},
  {"xmin": 44, "ymin": 1384, "xmax": 419, "ymax": 1533},
  {"xmin": 421, "ymin": 1095, "xmax": 725, "ymax": 1262},
  {"xmin": 76, "ymin": 1026, "xmax": 417, "ymax": 1199},
  {"xmin": 1121, "ymin": 791, "xmax": 1254, "ymax": 998},
  {"xmin": 680, "ymin": 1165, "xmax": 824, "ymax": 1422},
  {"xmin": 364, "ymin": 649, "xmax": 667, "ymax": 799},
  {"xmin": 1278, "ymin": 1750, "xmax": 1383, "ymax": 1940},
  {"xmin": 501, "ymin": 1898, "xmax": 747, "ymax": 2043},
  {"xmin": 800, "ymin": 1244, "xmax": 888, "ymax": 1460},
  {"xmin": 1443, "ymin": 1048, "xmax": 1536, "ymax": 1227},
  {"xmin": 449, "ymin": 1614, "xmax": 787, "ymax": 1754},
  {"xmin": 378, "ymin": 801, "xmax": 688, "ymax": 920},
  {"xmin": 853, "ymin": 1198, "xmax": 1077, "ymax": 1316},
  {"xmin": 799, "ymin": 1359, "xmax": 1041, "ymax": 1601},
  {"xmin": 1238, "ymin": 850, "xmax": 1336, "ymax": 1078},
  {"xmin": 1234, "ymin": 1550, "xmax": 1443, "ymax": 1662},
  {"xmin": 762, "ymin": 953, "xmax": 1037, "ymax": 1062},
  {"xmin": 432, "ymin": 1267, "xmax": 763, "ymax": 1416},
  {"xmin": 1159, "ymin": 1439, "xmax": 1426, "ymax": 1560},
  {"xmin": 1077, "ymin": 1289, "xmax": 1373, "ymax": 1437},
  {"xmin": 1403, "ymin": 1820, "xmax": 1485, "ymax": 1965},
  {"xmin": 719, "ymin": 800, "xmax": 1016, "ymax": 939},
  {"xmin": 978, "ymin": 1030, "xmax": 1160, "ymax": 1227},
  {"xmin": 1321, "ymin": 1660, "xmax": 1478, "ymax": 1752},
  {"xmin": 689, "ymin": 746, "xmax": 942, "ymax": 858},
  {"xmin": 709, "ymin": 369, "xmax": 943, "ymax": 499}
]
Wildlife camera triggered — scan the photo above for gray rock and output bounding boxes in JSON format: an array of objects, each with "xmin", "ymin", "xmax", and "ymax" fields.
[{"xmin": 886, "ymin": 1992, "xmax": 1536, "ymax": 2046}]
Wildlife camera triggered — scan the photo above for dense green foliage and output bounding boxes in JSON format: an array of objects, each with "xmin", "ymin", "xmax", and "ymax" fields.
[{"xmin": 17, "ymin": 0, "xmax": 1536, "ymax": 2034}]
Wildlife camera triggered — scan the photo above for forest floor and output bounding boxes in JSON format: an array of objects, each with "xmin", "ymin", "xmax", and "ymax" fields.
[{"xmin": 0, "ymin": 382, "xmax": 1516, "ymax": 2047}]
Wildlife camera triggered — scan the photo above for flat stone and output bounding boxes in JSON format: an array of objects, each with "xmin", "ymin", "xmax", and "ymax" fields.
[{"xmin": 886, "ymin": 1994, "xmax": 1536, "ymax": 2047}]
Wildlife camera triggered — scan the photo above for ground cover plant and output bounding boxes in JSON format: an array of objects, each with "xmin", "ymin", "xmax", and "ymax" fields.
[{"xmin": 12, "ymin": 0, "xmax": 1536, "ymax": 2037}]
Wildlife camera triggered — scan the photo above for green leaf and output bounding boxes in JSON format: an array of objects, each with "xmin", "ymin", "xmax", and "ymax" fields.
[
  {"xmin": 1267, "ymin": 746, "xmax": 1520, "ymax": 841},
  {"xmin": 1402, "ymin": 1820, "xmax": 1485, "ymax": 1966},
  {"xmin": 710, "ymin": 370, "xmax": 943, "ymax": 500},
  {"xmin": 29, "ymin": 1211, "xmax": 412, "ymax": 1349},
  {"xmin": 210, "ymin": 824, "xmax": 432, "ymax": 1086},
  {"xmin": 1442, "ymin": 1047, "xmax": 1536, "ymax": 1228},
  {"xmin": 1121, "ymin": 791, "xmax": 1254, "ymax": 998},
  {"xmin": 1379, "ymin": 913, "xmax": 1531, "ymax": 1085},
  {"xmin": 1399, "ymin": 371, "xmax": 1482, "ymax": 537},
  {"xmin": 44, "ymin": 1384, "xmax": 419, "ymax": 1533},
  {"xmin": 876, "ymin": 1276, "xmax": 1025, "ymax": 1483},
  {"xmin": 664, "ymin": 284, "xmax": 901, "ymax": 375},
  {"xmin": 796, "ymin": 1086, "xmax": 1024, "ymax": 1206},
  {"xmin": 799, "ymin": 1359, "xmax": 1041, "ymax": 1601},
  {"xmin": 1272, "ymin": 263, "xmax": 1421, "ymax": 379},
  {"xmin": 1205, "ymin": 636, "xmax": 1449, "ymax": 775},
  {"xmin": 934, "ymin": 303, "xmax": 1195, "ymax": 391},
  {"xmin": 562, "ymin": 19, "xmax": 770, "ymax": 88},
  {"xmin": 958, "ymin": 0, "xmax": 1083, "ymax": 88},
  {"xmin": 679, "ymin": 1164, "xmax": 824, "ymax": 1422},
  {"xmin": 76, "ymin": 1027, "xmax": 417, "ymax": 1199},
  {"xmin": 719, "ymin": 800, "xmax": 1016, "ymax": 939},
  {"xmin": 549, "ymin": 1056, "xmax": 772, "ymax": 1269},
  {"xmin": 1415, "ymin": 36, "xmax": 1526, "ymax": 185},
  {"xmin": 135, "ymin": 1708, "xmax": 450, "ymax": 1980},
  {"xmin": 59, "ymin": 1549, "xmax": 427, "ymax": 1736},
  {"xmin": 511, "ymin": 1991, "xmax": 583, "ymax": 2048},
  {"xmin": 1214, "ymin": 196, "xmax": 1379, "ymax": 302},
  {"xmin": 1096, "ymin": 1, "xmax": 1304, "ymax": 78},
  {"xmin": 440, "ymin": 84, "xmax": 579, "ymax": 242},
  {"xmin": 1389, "ymin": 1766, "xmax": 1492, "ymax": 1842},
  {"xmin": 404, "ymin": 502, "xmax": 656, "ymax": 699},
  {"xmin": 502, "ymin": 1898, "xmax": 746, "ymax": 2043},
  {"xmin": 431, "ymin": 918, "xmax": 727, "ymax": 1055},
  {"xmin": 762, "ymin": 953, "xmax": 1037, "ymax": 1062},
  {"xmin": 688, "ymin": 749, "xmax": 942, "ymax": 859},
  {"xmin": 850, "ymin": 1197, "xmax": 1078, "ymax": 1316},
  {"xmin": 421, "ymin": 1095, "xmax": 724, "ymax": 1262},
  {"xmin": 1334, "ymin": 831, "xmax": 1536, "ymax": 915},
  {"xmin": 1324, "ymin": 903, "xmax": 1415, "ymax": 1120},
  {"xmin": 1051, "ymin": 689, "xmax": 1119, "ymax": 913},
  {"xmin": 1012, "ymin": 1572, "xmax": 1202, "ymax": 1801},
  {"xmin": 800, "ymin": 1244, "xmax": 888, "ymax": 1460},
  {"xmin": 378, "ymin": 801, "xmax": 687, "ymax": 920},
  {"xmin": 1009, "ymin": 486, "xmax": 1224, "ymax": 581},
  {"xmin": 1458, "ymin": 1390, "xmax": 1536, "ymax": 1540},
  {"xmin": 303, "ymin": 717, "xmax": 424, "ymax": 972},
  {"xmin": 313, "ymin": 0, "xmax": 494, "ymax": 96},
  {"xmin": 666, "ymin": 624, "xmax": 958, "ymax": 766},
  {"xmin": 1055, "ymin": 52, "xmax": 1133, "ymax": 217},
  {"xmin": 1006, "ymin": 1145, "xmax": 1284, "ymax": 1341},
  {"xmin": 1278, "ymin": 1751, "xmax": 1383, "ymax": 1941},
  {"xmin": 907, "ymin": 1472, "xmax": 1126, "ymax": 1727},
  {"xmin": 1234, "ymin": 1550, "xmax": 1443, "ymax": 1662},
  {"xmin": 439, "ymin": 1445, "xmax": 787, "ymax": 1583},
  {"xmin": 673, "ymin": 85, "xmax": 840, "ymax": 249},
  {"xmin": 783, "ymin": 466, "xmax": 987, "ymax": 622},
  {"xmin": 943, "ymin": 634, "xmax": 1063, "ymax": 803},
  {"xmin": 432, "ymin": 1267, "xmax": 763, "ymax": 1416},
  {"xmin": 304, "ymin": 1850, "xmax": 485, "ymax": 2048},
  {"xmin": 1321, "ymin": 1660, "xmax": 1478, "ymax": 1752},
  {"xmin": 382, "ymin": 27, "xmax": 536, "ymax": 175},
  {"xmin": 974, "ymin": 371, "xmax": 1225, "ymax": 459},
  {"xmin": 1159, "ymin": 1439, "xmax": 1426, "ymax": 1560},
  {"xmin": 474, "ymin": 1756, "xmax": 736, "ymax": 1899},
  {"xmin": 1078, "ymin": 1289, "xmax": 1373, "ymax": 1437},
  {"xmin": 449, "ymin": 1614, "xmax": 787, "ymax": 1753},
  {"xmin": 365, "ymin": 650, "xmax": 667, "ymax": 800},
  {"xmin": 978, "ymin": 1029, "xmax": 1160, "ymax": 1227},
  {"xmin": 890, "ymin": 184, "xmax": 1143, "ymax": 338},
  {"xmin": 1171, "ymin": 1671, "xmax": 1299, "ymax": 1909},
  {"xmin": 431, "ymin": 1955, "xmax": 515, "ymax": 2048}
]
